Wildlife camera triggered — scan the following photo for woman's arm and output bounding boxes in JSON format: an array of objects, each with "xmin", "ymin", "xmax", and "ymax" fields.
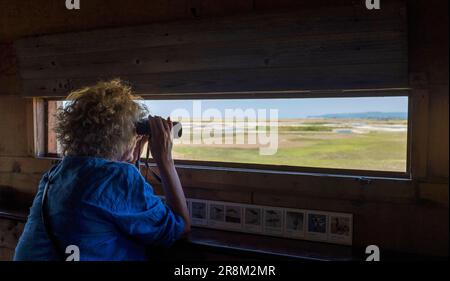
[{"xmin": 148, "ymin": 116, "xmax": 191, "ymax": 234}]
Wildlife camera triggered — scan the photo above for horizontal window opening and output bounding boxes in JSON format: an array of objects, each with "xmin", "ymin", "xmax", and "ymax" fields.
[{"xmin": 47, "ymin": 95, "xmax": 409, "ymax": 174}]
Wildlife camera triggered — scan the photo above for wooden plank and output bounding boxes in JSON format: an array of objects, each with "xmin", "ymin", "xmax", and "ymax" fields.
[
  {"xmin": 18, "ymin": 31, "xmax": 406, "ymax": 80},
  {"xmin": 0, "ymin": 0, "xmax": 192, "ymax": 42},
  {"xmin": 193, "ymin": 0, "xmax": 254, "ymax": 17},
  {"xmin": 0, "ymin": 218, "xmax": 24, "ymax": 257},
  {"xmin": 0, "ymin": 75, "xmax": 20, "ymax": 96},
  {"xmin": 187, "ymin": 228, "xmax": 354, "ymax": 261},
  {"xmin": 0, "ymin": 172, "xmax": 42, "ymax": 194},
  {"xmin": 426, "ymin": 86, "xmax": 449, "ymax": 179},
  {"xmin": 0, "ymin": 43, "xmax": 20, "ymax": 96},
  {"xmin": 46, "ymin": 101, "xmax": 58, "ymax": 154},
  {"xmin": 14, "ymin": 6, "xmax": 406, "ymax": 59},
  {"xmin": 0, "ymin": 247, "xmax": 15, "ymax": 261},
  {"xmin": 14, "ymin": 3, "xmax": 408, "ymax": 97},
  {"xmin": 0, "ymin": 156, "xmax": 53, "ymax": 174},
  {"xmin": 252, "ymin": 192, "xmax": 359, "ymax": 211},
  {"xmin": 409, "ymin": 89, "xmax": 429, "ymax": 180},
  {"xmin": 0, "ymin": 96, "xmax": 29, "ymax": 157},
  {"xmin": 254, "ymin": 0, "xmax": 406, "ymax": 11},
  {"xmin": 25, "ymin": 99, "xmax": 36, "ymax": 157},
  {"xmin": 170, "ymin": 165, "xmax": 415, "ymax": 203},
  {"xmin": 21, "ymin": 62, "xmax": 408, "ymax": 97},
  {"xmin": 33, "ymin": 99, "xmax": 46, "ymax": 157},
  {"xmin": 418, "ymin": 182, "xmax": 449, "ymax": 207},
  {"xmin": 183, "ymin": 187, "xmax": 252, "ymax": 203}
]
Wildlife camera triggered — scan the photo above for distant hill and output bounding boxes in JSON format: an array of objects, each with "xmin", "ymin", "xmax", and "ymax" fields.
[{"xmin": 308, "ymin": 112, "xmax": 408, "ymax": 120}]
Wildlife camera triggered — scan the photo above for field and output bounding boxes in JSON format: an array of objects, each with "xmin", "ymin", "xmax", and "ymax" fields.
[{"xmin": 170, "ymin": 118, "xmax": 407, "ymax": 172}]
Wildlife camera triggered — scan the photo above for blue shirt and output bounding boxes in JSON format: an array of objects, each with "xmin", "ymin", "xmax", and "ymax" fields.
[{"xmin": 14, "ymin": 156, "xmax": 185, "ymax": 261}]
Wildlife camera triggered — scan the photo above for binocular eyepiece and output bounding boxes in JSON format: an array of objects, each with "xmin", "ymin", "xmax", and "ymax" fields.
[{"xmin": 135, "ymin": 119, "xmax": 182, "ymax": 138}]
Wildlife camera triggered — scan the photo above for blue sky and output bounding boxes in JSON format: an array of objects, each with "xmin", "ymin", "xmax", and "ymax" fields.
[{"xmin": 141, "ymin": 96, "xmax": 408, "ymax": 119}]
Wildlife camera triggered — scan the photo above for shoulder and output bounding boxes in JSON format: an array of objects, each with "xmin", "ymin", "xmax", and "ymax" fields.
[
  {"xmin": 108, "ymin": 162, "xmax": 150, "ymax": 194},
  {"xmin": 101, "ymin": 161, "xmax": 142, "ymax": 181},
  {"xmin": 84, "ymin": 161, "xmax": 152, "ymax": 211}
]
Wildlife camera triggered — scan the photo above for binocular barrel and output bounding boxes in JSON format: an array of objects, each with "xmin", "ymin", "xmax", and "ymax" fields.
[{"xmin": 135, "ymin": 120, "xmax": 182, "ymax": 139}]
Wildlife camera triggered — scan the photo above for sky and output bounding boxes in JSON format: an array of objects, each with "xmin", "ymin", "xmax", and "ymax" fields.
[{"xmin": 141, "ymin": 96, "xmax": 408, "ymax": 119}]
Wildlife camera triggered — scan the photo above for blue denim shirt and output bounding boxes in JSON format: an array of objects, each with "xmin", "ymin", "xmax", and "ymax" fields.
[{"xmin": 14, "ymin": 156, "xmax": 185, "ymax": 261}]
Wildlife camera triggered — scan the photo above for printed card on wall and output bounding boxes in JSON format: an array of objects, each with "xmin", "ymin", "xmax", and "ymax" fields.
[
  {"xmin": 243, "ymin": 205, "xmax": 263, "ymax": 233},
  {"xmin": 190, "ymin": 199, "xmax": 208, "ymax": 226},
  {"xmin": 208, "ymin": 202, "xmax": 226, "ymax": 228},
  {"xmin": 306, "ymin": 211, "xmax": 329, "ymax": 241},
  {"xmin": 284, "ymin": 209, "xmax": 305, "ymax": 238},
  {"xmin": 263, "ymin": 207, "xmax": 284, "ymax": 236},
  {"xmin": 328, "ymin": 212, "xmax": 353, "ymax": 245},
  {"xmin": 224, "ymin": 203, "xmax": 243, "ymax": 230}
]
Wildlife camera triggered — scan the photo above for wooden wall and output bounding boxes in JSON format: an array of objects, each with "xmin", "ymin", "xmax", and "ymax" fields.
[
  {"xmin": 13, "ymin": 3, "xmax": 408, "ymax": 97},
  {"xmin": 0, "ymin": 0, "xmax": 448, "ymax": 258},
  {"xmin": 0, "ymin": 217, "xmax": 25, "ymax": 261}
]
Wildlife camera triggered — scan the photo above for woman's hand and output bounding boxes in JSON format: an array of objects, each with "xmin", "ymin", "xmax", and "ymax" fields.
[
  {"xmin": 131, "ymin": 135, "xmax": 149, "ymax": 163},
  {"xmin": 148, "ymin": 116, "xmax": 174, "ymax": 169},
  {"xmin": 119, "ymin": 135, "xmax": 148, "ymax": 163}
]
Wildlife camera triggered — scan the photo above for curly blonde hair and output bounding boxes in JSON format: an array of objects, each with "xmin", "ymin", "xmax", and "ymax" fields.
[{"xmin": 55, "ymin": 79, "xmax": 147, "ymax": 160}]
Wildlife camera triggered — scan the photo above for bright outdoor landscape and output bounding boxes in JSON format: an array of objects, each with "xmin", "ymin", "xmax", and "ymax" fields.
[{"xmin": 140, "ymin": 97, "xmax": 408, "ymax": 172}]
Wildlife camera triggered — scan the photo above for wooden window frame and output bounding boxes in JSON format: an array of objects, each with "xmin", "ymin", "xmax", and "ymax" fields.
[{"xmin": 37, "ymin": 89, "xmax": 414, "ymax": 180}]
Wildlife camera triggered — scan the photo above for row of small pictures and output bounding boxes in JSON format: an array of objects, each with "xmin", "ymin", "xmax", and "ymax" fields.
[{"xmin": 158, "ymin": 196, "xmax": 352, "ymax": 245}]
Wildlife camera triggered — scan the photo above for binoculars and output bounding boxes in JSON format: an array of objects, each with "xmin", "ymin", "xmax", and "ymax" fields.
[{"xmin": 135, "ymin": 119, "xmax": 183, "ymax": 139}]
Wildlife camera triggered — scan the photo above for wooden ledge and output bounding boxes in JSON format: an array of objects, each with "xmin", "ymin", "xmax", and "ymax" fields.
[{"xmin": 180, "ymin": 228, "xmax": 355, "ymax": 261}]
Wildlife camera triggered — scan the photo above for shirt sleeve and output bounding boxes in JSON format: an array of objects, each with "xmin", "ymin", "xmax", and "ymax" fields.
[{"xmin": 105, "ymin": 164, "xmax": 185, "ymax": 248}]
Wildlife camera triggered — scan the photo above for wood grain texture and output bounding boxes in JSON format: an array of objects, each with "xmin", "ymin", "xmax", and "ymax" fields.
[
  {"xmin": 0, "ymin": 218, "xmax": 24, "ymax": 260},
  {"xmin": 18, "ymin": 32, "xmax": 406, "ymax": 79},
  {"xmin": 14, "ymin": 9, "xmax": 405, "ymax": 58},
  {"xmin": 0, "ymin": 96, "xmax": 29, "ymax": 157},
  {"xmin": 410, "ymin": 89, "xmax": 429, "ymax": 180},
  {"xmin": 0, "ymin": 43, "xmax": 20, "ymax": 96},
  {"xmin": 418, "ymin": 182, "xmax": 449, "ymax": 207},
  {"xmin": 0, "ymin": 0, "xmax": 193, "ymax": 43},
  {"xmin": 0, "ymin": 247, "xmax": 15, "ymax": 261},
  {"xmin": 14, "ymin": 4, "xmax": 408, "ymax": 97},
  {"xmin": 426, "ymin": 86, "xmax": 449, "ymax": 179},
  {"xmin": 408, "ymin": 0, "xmax": 449, "ymax": 181},
  {"xmin": 20, "ymin": 63, "xmax": 408, "ymax": 98}
]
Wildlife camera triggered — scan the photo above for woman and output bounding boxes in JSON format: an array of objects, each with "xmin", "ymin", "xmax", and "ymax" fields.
[{"xmin": 14, "ymin": 79, "xmax": 190, "ymax": 261}]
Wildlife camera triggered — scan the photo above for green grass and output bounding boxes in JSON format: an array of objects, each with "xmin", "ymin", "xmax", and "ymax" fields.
[
  {"xmin": 172, "ymin": 131, "xmax": 407, "ymax": 172},
  {"xmin": 257, "ymin": 125, "xmax": 334, "ymax": 132},
  {"xmin": 279, "ymin": 125, "xmax": 334, "ymax": 132}
]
